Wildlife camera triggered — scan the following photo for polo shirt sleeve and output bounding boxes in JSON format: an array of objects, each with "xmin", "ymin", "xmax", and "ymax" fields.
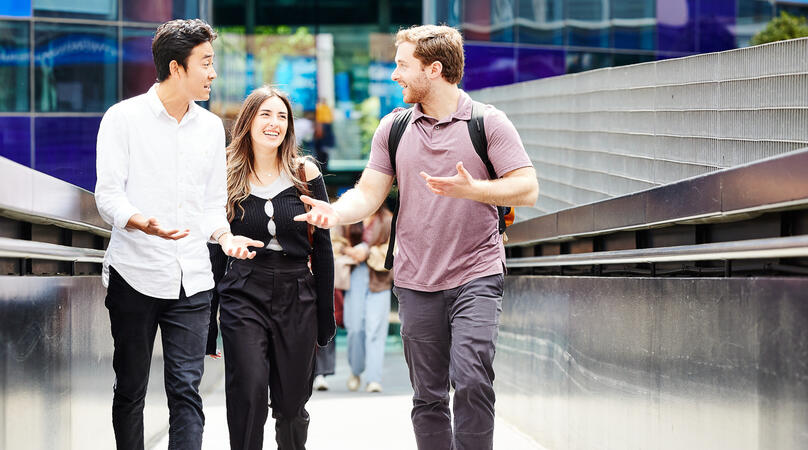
[
  {"xmin": 366, "ymin": 108, "xmax": 404, "ymax": 176},
  {"xmin": 95, "ymin": 105, "xmax": 142, "ymax": 230},
  {"xmin": 201, "ymin": 120, "xmax": 230, "ymax": 240},
  {"xmin": 484, "ymin": 106, "xmax": 533, "ymax": 178}
]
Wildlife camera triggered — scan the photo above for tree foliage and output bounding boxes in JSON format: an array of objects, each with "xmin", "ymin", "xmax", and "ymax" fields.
[{"xmin": 751, "ymin": 11, "xmax": 808, "ymax": 45}]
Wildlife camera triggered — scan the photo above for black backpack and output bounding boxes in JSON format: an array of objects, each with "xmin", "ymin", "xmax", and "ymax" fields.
[{"xmin": 383, "ymin": 101, "xmax": 512, "ymax": 270}]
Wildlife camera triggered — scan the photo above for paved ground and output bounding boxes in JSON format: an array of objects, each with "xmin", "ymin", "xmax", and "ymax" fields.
[{"xmin": 153, "ymin": 336, "xmax": 544, "ymax": 449}]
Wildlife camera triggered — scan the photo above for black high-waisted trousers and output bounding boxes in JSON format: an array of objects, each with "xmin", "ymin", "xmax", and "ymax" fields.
[{"xmin": 218, "ymin": 251, "xmax": 317, "ymax": 450}]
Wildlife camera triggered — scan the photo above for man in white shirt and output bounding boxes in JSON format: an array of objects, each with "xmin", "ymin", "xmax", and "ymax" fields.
[{"xmin": 95, "ymin": 19, "xmax": 262, "ymax": 450}]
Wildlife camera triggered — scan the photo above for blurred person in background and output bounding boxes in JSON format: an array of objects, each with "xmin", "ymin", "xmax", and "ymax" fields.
[{"xmin": 342, "ymin": 205, "xmax": 393, "ymax": 393}]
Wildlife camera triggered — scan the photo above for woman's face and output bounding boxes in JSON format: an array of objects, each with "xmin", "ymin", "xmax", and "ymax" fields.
[{"xmin": 250, "ymin": 95, "xmax": 289, "ymax": 152}]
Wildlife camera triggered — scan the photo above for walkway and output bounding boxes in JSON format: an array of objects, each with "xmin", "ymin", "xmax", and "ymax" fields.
[{"xmin": 153, "ymin": 336, "xmax": 544, "ymax": 449}]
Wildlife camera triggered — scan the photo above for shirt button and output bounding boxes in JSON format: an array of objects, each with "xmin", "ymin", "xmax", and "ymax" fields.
[{"xmin": 435, "ymin": 125, "xmax": 440, "ymax": 130}]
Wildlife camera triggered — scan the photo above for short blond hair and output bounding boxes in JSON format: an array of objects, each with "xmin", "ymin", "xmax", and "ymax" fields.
[{"xmin": 395, "ymin": 25, "xmax": 464, "ymax": 85}]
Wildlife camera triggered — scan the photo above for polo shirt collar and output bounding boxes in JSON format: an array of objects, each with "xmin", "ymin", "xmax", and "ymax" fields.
[
  {"xmin": 145, "ymin": 83, "xmax": 200, "ymax": 121},
  {"xmin": 410, "ymin": 89, "xmax": 473, "ymax": 123}
]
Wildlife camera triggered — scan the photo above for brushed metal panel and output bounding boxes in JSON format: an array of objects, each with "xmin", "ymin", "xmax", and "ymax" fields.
[
  {"xmin": 721, "ymin": 150, "xmax": 808, "ymax": 212},
  {"xmin": 646, "ymin": 174, "xmax": 721, "ymax": 224},
  {"xmin": 0, "ymin": 276, "xmax": 225, "ymax": 449},
  {"xmin": 497, "ymin": 276, "xmax": 808, "ymax": 450},
  {"xmin": 558, "ymin": 204, "xmax": 594, "ymax": 236},
  {"xmin": 593, "ymin": 192, "xmax": 646, "ymax": 231}
]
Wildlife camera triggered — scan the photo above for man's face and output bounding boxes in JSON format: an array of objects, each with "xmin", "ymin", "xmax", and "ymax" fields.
[
  {"xmin": 391, "ymin": 42, "xmax": 431, "ymax": 104},
  {"xmin": 177, "ymin": 41, "xmax": 217, "ymax": 101}
]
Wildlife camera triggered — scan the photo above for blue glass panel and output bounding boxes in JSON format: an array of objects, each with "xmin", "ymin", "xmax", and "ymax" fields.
[
  {"xmin": 463, "ymin": 44, "xmax": 515, "ymax": 91},
  {"xmin": 123, "ymin": 0, "xmax": 199, "ymax": 22},
  {"xmin": 736, "ymin": 0, "xmax": 773, "ymax": 47},
  {"xmin": 697, "ymin": 0, "xmax": 735, "ymax": 53},
  {"xmin": 657, "ymin": 0, "xmax": 696, "ymax": 54},
  {"xmin": 123, "ymin": 27, "xmax": 157, "ymax": 100},
  {"xmin": 490, "ymin": 0, "xmax": 515, "ymax": 43},
  {"xmin": 34, "ymin": 0, "xmax": 116, "ymax": 20},
  {"xmin": 34, "ymin": 116, "xmax": 100, "ymax": 191},
  {"xmin": 613, "ymin": 53, "xmax": 655, "ymax": 67},
  {"xmin": 516, "ymin": 47, "xmax": 565, "ymax": 82},
  {"xmin": 34, "ymin": 23, "xmax": 118, "ymax": 113},
  {"xmin": 0, "ymin": 117, "xmax": 31, "ymax": 166},
  {"xmin": 612, "ymin": 0, "xmax": 656, "ymax": 50},
  {"xmin": 0, "ymin": 0, "xmax": 31, "ymax": 17},
  {"xmin": 566, "ymin": 51, "xmax": 613, "ymax": 74},
  {"xmin": 0, "ymin": 20, "xmax": 30, "ymax": 112},
  {"xmin": 463, "ymin": 0, "xmax": 491, "ymax": 41},
  {"xmin": 567, "ymin": 0, "xmax": 610, "ymax": 47},
  {"xmin": 516, "ymin": 0, "xmax": 563, "ymax": 45}
]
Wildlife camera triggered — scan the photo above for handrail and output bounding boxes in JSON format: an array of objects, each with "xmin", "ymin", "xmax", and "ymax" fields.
[
  {"xmin": 506, "ymin": 235, "xmax": 808, "ymax": 268},
  {"xmin": 0, "ymin": 237, "xmax": 105, "ymax": 263},
  {"xmin": 505, "ymin": 148, "xmax": 808, "ymax": 247}
]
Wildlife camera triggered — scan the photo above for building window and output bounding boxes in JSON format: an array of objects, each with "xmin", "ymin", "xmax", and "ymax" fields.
[
  {"xmin": 0, "ymin": 20, "xmax": 30, "ymax": 112},
  {"xmin": 34, "ymin": 23, "xmax": 118, "ymax": 113}
]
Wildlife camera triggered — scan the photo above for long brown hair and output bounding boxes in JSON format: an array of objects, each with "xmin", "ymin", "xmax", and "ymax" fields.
[{"xmin": 226, "ymin": 86, "xmax": 309, "ymax": 221}]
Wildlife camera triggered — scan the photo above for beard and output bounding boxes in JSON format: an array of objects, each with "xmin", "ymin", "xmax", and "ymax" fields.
[{"xmin": 402, "ymin": 72, "xmax": 430, "ymax": 104}]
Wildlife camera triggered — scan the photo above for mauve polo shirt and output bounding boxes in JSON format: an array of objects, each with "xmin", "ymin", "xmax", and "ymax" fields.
[{"xmin": 367, "ymin": 90, "xmax": 533, "ymax": 292}]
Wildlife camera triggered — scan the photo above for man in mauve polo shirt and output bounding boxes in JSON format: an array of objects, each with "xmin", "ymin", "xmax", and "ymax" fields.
[
  {"xmin": 296, "ymin": 25, "xmax": 538, "ymax": 450},
  {"xmin": 95, "ymin": 19, "xmax": 261, "ymax": 450}
]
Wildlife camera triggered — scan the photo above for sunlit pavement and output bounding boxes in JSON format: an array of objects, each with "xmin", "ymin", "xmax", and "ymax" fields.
[{"xmin": 153, "ymin": 336, "xmax": 545, "ymax": 450}]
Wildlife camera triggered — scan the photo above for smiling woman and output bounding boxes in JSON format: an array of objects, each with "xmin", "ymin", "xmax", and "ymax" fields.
[{"xmin": 215, "ymin": 85, "xmax": 335, "ymax": 450}]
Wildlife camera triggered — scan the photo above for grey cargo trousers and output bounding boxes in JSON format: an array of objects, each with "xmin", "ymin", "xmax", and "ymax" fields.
[{"xmin": 395, "ymin": 273, "xmax": 504, "ymax": 450}]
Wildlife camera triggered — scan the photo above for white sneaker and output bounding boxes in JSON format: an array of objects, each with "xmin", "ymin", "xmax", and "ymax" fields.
[
  {"xmin": 347, "ymin": 374, "xmax": 361, "ymax": 392},
  {"xmin": 313, "ymin": 375, "xmax": 329, "ymax": 391},
  {"xmin": 366, "ymin": 381, "xmax": 383, "ymax": 393}
]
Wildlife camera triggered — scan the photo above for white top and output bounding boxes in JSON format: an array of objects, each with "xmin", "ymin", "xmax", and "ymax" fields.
[
  {"xmin": 95, "ymin": 84, "xmax": 229, "ymax": 299},
  {"xmin": 249, "ymin": 170, "xmax": 294, "ymax": 251}
]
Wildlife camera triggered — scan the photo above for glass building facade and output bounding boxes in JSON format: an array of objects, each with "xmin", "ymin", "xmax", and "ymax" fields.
[
  {"xmin": 211, "ymin": 0, "xmax": 421, "ymax": 173},
  {"xmin": 0, "ymin": 0, "xmax": 205, "ymax": 191},
  {"xmin": 424, "ymin": 0, "xmax": 808, "ymax": 90}
]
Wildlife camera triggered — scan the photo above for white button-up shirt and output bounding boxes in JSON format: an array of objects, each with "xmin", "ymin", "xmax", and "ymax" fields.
[{"xmin": 95, "ymin": 84, "xmax": 229, "ymax": 299}]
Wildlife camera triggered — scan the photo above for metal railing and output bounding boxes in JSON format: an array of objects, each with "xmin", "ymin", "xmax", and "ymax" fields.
[{"xmin": 0, "ymin": 237, "xmax": 105, "ymax": 263}]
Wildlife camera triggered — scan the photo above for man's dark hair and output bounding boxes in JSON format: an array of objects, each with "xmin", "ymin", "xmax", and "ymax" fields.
[{"xmin": 152, "ymin": 19, "xmax": 218, "ymax": 82}]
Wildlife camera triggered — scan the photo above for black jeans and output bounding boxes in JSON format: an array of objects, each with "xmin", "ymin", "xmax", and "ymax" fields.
[
  {"xmin": 218, "ymin": 252, "xmax": 318, "ymax": 450},
  {"xmin": 105, "ymin": 266, "xmax": 211, "ymax": 450}
]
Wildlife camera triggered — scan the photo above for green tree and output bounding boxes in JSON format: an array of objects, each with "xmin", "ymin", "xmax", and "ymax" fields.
[{"xmin": 751, "ymin": 11, "xmax": 808, "ymax": 45}]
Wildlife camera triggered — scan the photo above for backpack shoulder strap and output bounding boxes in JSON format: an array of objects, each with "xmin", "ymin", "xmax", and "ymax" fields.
[
  {"xmin": 467, "ymin": 101, "xmax": 510, "ymax": 234},
  {"xmin": 384, "ymin": 107, "xmax": 412, "ymax": 270},
  {"xmin": 387, "ymin": 107, "xmax": 413, "ymax": 175},
  {"xmin": 467, "ymin": 101, "xmax": 496, "ymax": 180}
]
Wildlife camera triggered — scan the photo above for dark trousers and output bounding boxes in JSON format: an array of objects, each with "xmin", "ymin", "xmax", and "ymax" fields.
[
  {"xmin": 105, "ymin": 266, "xmax": 211, "ymax": 450},
  {"xmin": 218, "ymin": 253, "xmax": 318, "ymax": 450},
  {"xmin": 395, "ymin": 274, "xmax": 504, "ymax": 450}
]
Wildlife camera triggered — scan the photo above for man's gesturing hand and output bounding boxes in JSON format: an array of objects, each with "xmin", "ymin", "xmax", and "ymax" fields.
[
  {"xmin": 220, "ymin": 233, "xmax": 264, "ymax": 259},
  {"xmin": 130, "ymin": 215, "xmax": 190, "ymax": 240},
  {"xmin": 420, "ymin": 161, "xmax": 478, "ymax": 199},
  {"xmin": 293, "ymin": 195, "xmax": 340, "ymax": 229}
]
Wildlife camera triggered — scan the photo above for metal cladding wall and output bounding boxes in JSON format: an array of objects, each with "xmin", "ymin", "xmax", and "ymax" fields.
[
  {"xmin": 0, "ymin": 275, "xmax": 226, "ymax": 449},
  {"xmin": 470, "ymin": 38, "xmax": 808, "ymax": 221},
  {"xmin": 496, "ymin": 275, "xmax": 808, "ymax": 450}
]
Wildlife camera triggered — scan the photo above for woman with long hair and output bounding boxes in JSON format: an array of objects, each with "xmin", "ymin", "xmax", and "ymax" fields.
[{"xmin": 216, "ymin": 86, "xmax": 335, "ymax": 450}]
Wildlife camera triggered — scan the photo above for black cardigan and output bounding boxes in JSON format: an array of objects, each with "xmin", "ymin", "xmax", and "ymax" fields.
[{"xmin": 217, "ymin": 174, "xmax": 335, "ymax": 346}]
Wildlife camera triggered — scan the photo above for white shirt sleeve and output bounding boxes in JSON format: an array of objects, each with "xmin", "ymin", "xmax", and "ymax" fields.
[
  {"xmin": 201, "ymin": 121, "xmax": 230, "ymax": 240},
  {"xmin": 95, "ymin": 106, "xmax": 141, "ymax": 230}
]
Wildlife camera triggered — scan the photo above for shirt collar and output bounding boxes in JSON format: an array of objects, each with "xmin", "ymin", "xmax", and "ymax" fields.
[
  {"xmin": 146, "ymin": 83, "xmax": 200, "ymax": 122},
  {"xmin": 410, "ymin": 89, "xmax": 472, "ymax": 123}
]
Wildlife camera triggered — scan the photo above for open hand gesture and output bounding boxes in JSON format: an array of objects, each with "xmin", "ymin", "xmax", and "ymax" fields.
[
  {"xmin": 135, "ymin": 216, "xmax": 190, "ymax": 240},
  {"xmin": 220, "ymin": 234, "xmax": 264, "ymax": 259},
  {"xmin": 420, "ymin": 161, "xmax": 478, "ymax": 199},
  {"xmin": 294, "ymin": 195, "xmax": 340, "ymax": 229}
]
